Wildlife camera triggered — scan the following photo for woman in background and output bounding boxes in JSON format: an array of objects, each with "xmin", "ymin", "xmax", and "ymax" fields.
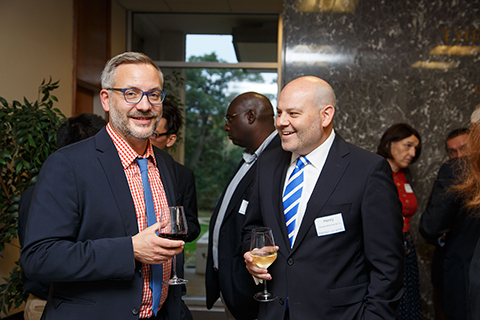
[{"xmin": 377, "ymin": 123, "xmax": 422, "ymax": 320}]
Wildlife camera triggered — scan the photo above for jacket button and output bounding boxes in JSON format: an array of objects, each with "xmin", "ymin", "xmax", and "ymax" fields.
[
  {"xmin": 279, "ymin": 298, "xmax": 285, "ymax": 305},
  {"xmin": 287, "ymin": 258, "xmax": 294, "ymax": 266},
  {"xmin": 132, "ymin": 307, "xmax": 140, "ymax": 316}
]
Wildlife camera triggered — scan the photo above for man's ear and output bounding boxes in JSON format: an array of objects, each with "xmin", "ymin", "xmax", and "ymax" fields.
[
  {"xmin": 321, "ymin": 105, "xmax": 335, "ymax": 128},
  {"xmin": 100, "ymin": 89, "xmax": 111, "ymax": 112},
  {"xmin": 166, "ymin": 134, "xmax": 177, "ymax": 148},
  {"xmin": 246, "ymin": 109, "xmax": 256, "ymax": 124}
]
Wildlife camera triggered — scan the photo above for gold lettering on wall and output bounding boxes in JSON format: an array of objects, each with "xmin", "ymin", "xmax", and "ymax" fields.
[{"xmin": 443, "ymin": 29, "xmax": 480, "ymax": 42}]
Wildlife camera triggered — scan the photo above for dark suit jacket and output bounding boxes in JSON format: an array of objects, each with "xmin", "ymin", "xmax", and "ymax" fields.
[
  {"xmin": 242, "ymin": 135, "xmax": 404, "ymax": 320},
  {"xmin": 17, "ymin": 184, "xmax": 50, "ymax": 300},
  {"xmin": 175, "ymin": 162, "xmax": 200, "ymax": 243},
  {"xmin": 205, "ymin": 135, "xmax": 281, "ymax": 320},
  {"xmin": 21, "ymin": 128, "xmax": 189, "ymax": 320},
  {"xmin": 419, "ymin": 158, "xmax": 480, "ymax": 320}
]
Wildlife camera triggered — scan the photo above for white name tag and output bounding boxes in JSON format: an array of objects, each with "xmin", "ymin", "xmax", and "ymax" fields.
[
  {"xmin": 314, "ymin": 213, "xmax": 346, "ymax": 237},
  {"xmin": 404, "ymin": 183, "xmax": 413, "ymax": 193},
  {"xmin": 239, "ymin": 199, "xmax": 249, "ymax": 215}
]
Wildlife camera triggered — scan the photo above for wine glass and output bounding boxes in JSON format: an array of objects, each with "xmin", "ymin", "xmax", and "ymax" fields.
[
  {"xmin": 159, "ymin": 206, "xmax": 188, "ymax": 285},
  {"xmin": 250, "ymin": 227, "xmax": 278, "ymax": 302}
]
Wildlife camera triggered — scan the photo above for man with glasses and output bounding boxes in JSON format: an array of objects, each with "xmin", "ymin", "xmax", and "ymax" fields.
[
  {"xmin": 420, "ymin": 126, "xmax": 480, "ymax": 320},
  {"xmin": 21, "ymin": 52, "xmax": 191, "ymax": 320},
  {"xmin": 206, "ymin": 92, "xmax": 280, "ymax": 320},
  {"xmin": 150, "ymin": 99, "xmax": 201, "ymax": 242}
]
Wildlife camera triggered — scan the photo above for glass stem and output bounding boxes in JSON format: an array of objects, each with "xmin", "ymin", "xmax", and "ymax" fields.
[
  {"xmin": 171, "ymin": 254, "xmax": 178, "ymax": 279},
  {"xmin": 263, "ymin": 279, "xmax": 268, "ymax": 295}
]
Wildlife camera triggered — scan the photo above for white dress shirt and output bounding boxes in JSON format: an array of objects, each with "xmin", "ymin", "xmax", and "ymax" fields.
[{"xmin": 283, "ymin": 129, "xmax": 336, "ymax": 246}]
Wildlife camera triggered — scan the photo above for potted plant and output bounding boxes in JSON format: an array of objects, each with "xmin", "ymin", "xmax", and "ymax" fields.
[{"xmin": 0, "ymin": 78, "xmax": 65, "ymax": 315}]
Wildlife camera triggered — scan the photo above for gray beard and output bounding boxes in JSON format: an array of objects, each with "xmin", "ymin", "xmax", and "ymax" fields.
[{"xmin": 109, "ymin": 101, "xmax": 160, "ymax": 140}]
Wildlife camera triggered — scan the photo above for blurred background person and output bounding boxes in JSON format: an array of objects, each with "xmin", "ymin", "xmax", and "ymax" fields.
[
  {"xmin": 420, "ymin": 123, "xmax": 480, "ymax": 320},
  {"xmin": 377, "ymin": 123, "xmax": 422, "ymax": 320},
  {"xmin": 150, "ymin": 99, "xmax": 200, "ymax": 243},
  {"xmin": 445, "ymin": 128, "xmax": 469, "ymax": 160},
  {"xmin": 206, "ymin": 92, "xmax": 280, "ymax": 320},
  {"xmin": 420, "ymin": 127, "xmax": 470, "ymax": 320},
  {"xmin": 448, "ymin": 119, "xmax": 480, "ymax": 320},
  {"xmin": 18, "ymin": 113, "xmax": 106, "ymax": 320}
]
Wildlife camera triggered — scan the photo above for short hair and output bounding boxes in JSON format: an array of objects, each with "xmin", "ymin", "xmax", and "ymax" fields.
[
  {"xmin": 446, "ymin": 127, "xmax": 469, "ymax": 142},
  {"xmin": 161, "ymin": 99, "xmax": 183, "ymax": 135},
  {"xmin": 100, "ymin": 52, "xmax": 163, "ymax": 89},
  {"xmin": 56, "ymin": 113, "xmax": 106, "ymax": 148},
  {"xmin": 377, "ymin": 123, "xmax": 422, "ymax": 164}
]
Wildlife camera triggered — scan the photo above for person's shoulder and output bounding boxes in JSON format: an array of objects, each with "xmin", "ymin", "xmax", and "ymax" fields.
[
  {"xmin": 174, "ymin": 161, "xmax": 194, "ymax": 177},
  {"xmin": 335, "ymin": 135, "xmax": 384, "ymax": 163}
]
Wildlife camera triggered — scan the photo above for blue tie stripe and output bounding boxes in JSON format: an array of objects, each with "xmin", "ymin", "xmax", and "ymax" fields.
[
  {"xmin": 136, "ymin": 158, "xmax": 162, "ymax": 316},
  {"xmin": 283, "ymin": 156, "xmax": 309, "ymax": 247}
]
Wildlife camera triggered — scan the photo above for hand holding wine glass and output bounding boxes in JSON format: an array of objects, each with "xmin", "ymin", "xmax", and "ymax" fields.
[
  {"xmin": 159, "ymin": 206, "xmax": 188, "ymax": 285},
  {"xmin": 250, "ymin": 227, "xmax": 278, "ymax": 302}
]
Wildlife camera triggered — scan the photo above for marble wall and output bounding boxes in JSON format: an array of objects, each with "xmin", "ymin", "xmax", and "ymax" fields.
[{"xmin": 282, "ymin": 0, "xmax": 480, "ymax": 318}]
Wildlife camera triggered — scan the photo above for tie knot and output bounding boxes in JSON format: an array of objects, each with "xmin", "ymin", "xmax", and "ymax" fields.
[
  {"xmin": 295, "ymin": 156, "xmax": 309, "ymax": 170},
  {"xmin": 136, "ymin": 158, "xmax": 148, "ymax": 172}
]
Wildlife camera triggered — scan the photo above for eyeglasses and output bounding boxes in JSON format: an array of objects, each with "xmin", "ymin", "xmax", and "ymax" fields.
[
  {"xmin": 107, "ymin": 88, "xmax": 167, "ymax": 105},
  {"xmin": 224, "ymin": 110, "xmax": 249, "ymax": 124},
  {"xmin": 151, "ymin": 131, "xmax": 169, "ymax": 139}
]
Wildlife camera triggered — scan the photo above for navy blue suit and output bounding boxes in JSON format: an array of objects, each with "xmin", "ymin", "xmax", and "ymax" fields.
[
  {"xmin": 21, "ymin": 128, "xmax": 189, "ymax": 320},
  {"xmin": 242, "ymin": 135, "xmax": 404, "ymax": 320}
]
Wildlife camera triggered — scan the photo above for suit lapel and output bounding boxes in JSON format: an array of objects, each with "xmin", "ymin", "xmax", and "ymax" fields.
[
  {"xmin": 292, "ymin": 136, "xmax": 351, "ymax": 251},
  {"xmin": 95, "ymin": 129, "xmax": 139, "ymax": 236},
  {"xmin": 153, "ymin": 148, "xmax": 176, "ymax": 206},
  {"xmin": 270, "ymin": 150, "xmax": 292, "ymax": 252},
  {"xmin": 222, "ymin": 135, "xmax": 282, "ymax": 221}
]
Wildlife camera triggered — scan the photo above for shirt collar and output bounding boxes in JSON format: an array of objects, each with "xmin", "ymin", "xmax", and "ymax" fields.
[
  {"xmin": 106, "ymin": 123, "xmax": 157, "ymax": 169},
  {"xmin": 243, "ymin": 131, "xmax": 278, "ymax": 164}
]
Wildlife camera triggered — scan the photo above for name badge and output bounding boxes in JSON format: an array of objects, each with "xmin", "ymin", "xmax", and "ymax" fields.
[
  {"xmin": 314, "ymin": 213, "xmax": 345, "ymax": 237},
  {"xmin": 239, "ymin": 199, "xmax": 249, "ymax": 215},
  {"xmin": 404, "ymin": 183, "xmax": 413, "ymax": 193}
]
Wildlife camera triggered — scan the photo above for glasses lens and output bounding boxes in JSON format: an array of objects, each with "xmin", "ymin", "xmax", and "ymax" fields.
[
  {"xmin": 123, "ymin": 89, "xmax": 142, "ymax": 103},
  {"xmin": 147, "ymin": 90, "xmax": 165, "ymax": 104}
]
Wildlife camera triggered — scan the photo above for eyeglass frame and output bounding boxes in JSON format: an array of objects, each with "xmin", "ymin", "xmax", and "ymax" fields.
[
  {"xmin": 151, "ymin": 131, "xmax": 170, "ymax": 139},
  {"xmin": 106, "ymin": 88, "xmax": 167, "ymax": 105},
  {"xmin": 224, "ymin": 109, "xmax": 249, "ymax": 124}
]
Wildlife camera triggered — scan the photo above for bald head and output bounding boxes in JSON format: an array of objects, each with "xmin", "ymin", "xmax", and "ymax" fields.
[
  {"xmin": 281, "ymin": 76, "xmax": 336, "ymax": 111},
  {"xmin": 224, "ymin": 92, "xmax": 275, "ymax": 153},
  {"xmin": 276, "ymin": 76, "xmax": 336, "ymax": 155}
]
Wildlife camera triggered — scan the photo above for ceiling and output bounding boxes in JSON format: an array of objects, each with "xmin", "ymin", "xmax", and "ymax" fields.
[
  {"xmin": 119, "ymin": 0, "xmax": 282, "ymax": 63},
  {"xmin": 115, "ymin": 0, "xmax": 283, "ymax": 14}
]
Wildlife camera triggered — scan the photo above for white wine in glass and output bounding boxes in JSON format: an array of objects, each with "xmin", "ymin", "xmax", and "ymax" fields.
[
  {"xmin": 250, "ymin": 227, "xmax": 278, "ymax": 302},
  {"xmin": 159, "ymin": 206, "xmax": 188, "ymax": 285}
]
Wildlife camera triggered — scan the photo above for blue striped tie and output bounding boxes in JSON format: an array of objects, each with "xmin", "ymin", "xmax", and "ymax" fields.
[
  {"xmin": 283, "ymin": 156, "xmax": 309, "ymax": 247},
  {"xmin": 136, "ymin": 158, "xmax": 163, "ymax": 316}
]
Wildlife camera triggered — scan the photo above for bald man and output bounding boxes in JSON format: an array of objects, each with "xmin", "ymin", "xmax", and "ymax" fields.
[
  {"xmin": 206, "ymin": 92, "xmax": 281, "ymax": 319},
  {"xmin": 242, "ymin": 77, "xmax": 404, "ymax": 320}
]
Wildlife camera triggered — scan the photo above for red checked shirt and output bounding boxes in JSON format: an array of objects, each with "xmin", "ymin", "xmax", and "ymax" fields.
[{"xmin": 107, "ymin": 124, "xmax": 171, "ymax": 318}]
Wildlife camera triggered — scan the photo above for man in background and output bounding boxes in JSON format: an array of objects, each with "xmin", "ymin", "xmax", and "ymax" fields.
[
  {"xmin": 18, "ymin": 113, "xmax": 106, "ymax": 320},
  {"xmin": 150, "ymin": 99, "xmax": 200, "ymax": 243},
  {"xmin": 206, "ymin": 92, "xmax": 280, "ymax": 319},
  {"xmin": 445, "ymin": 128, "xmax": 469, "ymax": 160},
  {"xmin": 420, "ymin": 126, "xmax": 480, "ymax": 320}
]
